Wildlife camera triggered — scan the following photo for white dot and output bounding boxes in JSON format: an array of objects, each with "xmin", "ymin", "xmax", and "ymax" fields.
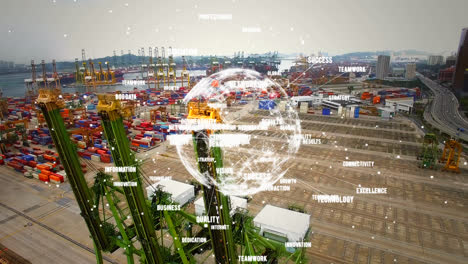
[
  {"xmin": 444, "ymin": 201, "xmax": 447, "ymax": 204},
  {"xmin": 63, "ymin": 34, "xmax": 68, "ymax": 38},
  {"xmin": 352, "ymin": 225, "xmax": 355, "ymax": 228},
  {"xmin": 430, "ymin": 175, "xmax": 433, "ymax": 179},
  {"xmin": 108, "ymin": 10, "xmax": 113, "ymax": 13},
  {"xmin": 371, "ymin": 236, "xmax": 374, "ymax": 239},
  {"xmin": 377, "ymin": 171, "xmax": 381, "ymax": 175}
]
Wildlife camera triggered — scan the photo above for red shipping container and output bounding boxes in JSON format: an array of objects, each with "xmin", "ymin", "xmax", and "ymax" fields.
[
  {"xmin": 28, "ymin": 161, "xmax": 37, "ymax": 167},
  {"xmin": 38, "ymin": 173, "xmax": 49, "ymax": 182},
  {"xmin": 49, "ymin": 174, "xmax": 64, "ymax": 183},
  {"xmin": 40, "ymin": 169, "xmax": 51, "ymax": 175},
  {"xmin": 100, "ymin": 155, "xmax": 111, "ymax": 163}
]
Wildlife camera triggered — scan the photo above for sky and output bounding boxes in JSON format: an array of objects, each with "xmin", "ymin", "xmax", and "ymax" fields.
[{"xmin": 1, "ymin": 0, "xmax": 468, "ymax": 63}]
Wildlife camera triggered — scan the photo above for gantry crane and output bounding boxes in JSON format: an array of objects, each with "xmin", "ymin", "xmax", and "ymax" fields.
[
  {"xmin": 25, "ymin": 60, "xmax": 37, "ymax": 100},
  {"xmin": 140, "ymin": 47, "xmax": 147, "ymax": 80},
  {"xmin": 93, "ymin": 62, "xmax": 116, "ymax": 86},
  {"xmin": 105, "ymin": 61, "xmax": 116, "ymax": 84},
  {"xmin": 148, "ymin": 47, "xmax": 156, "ymax": 90},
  {"xmin": 439, "ymin": 139, "xmax": 462, "ymax": 173},
  {"xmin": 75, "ymin": 58, "xmax": 85, "ymax": 84},
  {"xmin": 82, "ymin": 59, "xmax": 97, "ymax": 92},
  {"xmin": 161, "ymin": 47, "xmax": 169, "ymax": 87},
  {"xmin": 155, "ymin": 48, "xmax": 165, "ymax": 90},
  {"xmin": 52, "ymin": 59, "xmax": 61, "ymax": 92},
  {"xmin": 167, "ymin": 47, "xmax": 176, "ymax": 86},
  {"xmin": 181, "ymin": 56, "xmax": 190, "ymax": 88}
]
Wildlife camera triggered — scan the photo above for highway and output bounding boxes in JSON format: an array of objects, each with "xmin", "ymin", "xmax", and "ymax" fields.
[{"xmin": 417, "ymin": 73, "xmax": 468, "ymax": 141}]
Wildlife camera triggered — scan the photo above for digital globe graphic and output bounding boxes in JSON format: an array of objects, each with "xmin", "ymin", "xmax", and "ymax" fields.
[{"xmin": 170, "ymin": 68, "xmax": 302, "ymax": 196}]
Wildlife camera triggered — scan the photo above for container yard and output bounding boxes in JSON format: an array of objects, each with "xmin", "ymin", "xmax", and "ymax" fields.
[
  {"xmin": 0, "ymin": 52, "xmax": 466, "ymax": 264},
  {"xmin": 1, "ymin": 1, "xmax": 468, "ymax": 264}
]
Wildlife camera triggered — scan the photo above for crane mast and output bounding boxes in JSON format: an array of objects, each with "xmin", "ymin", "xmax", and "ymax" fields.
[
  {"xmin": 36, "ymin": 87, "xmax": 111, "ymax": 264},
  {"xmin": 97, "ymin": 94, "xmax": 164, "ymax": 264}
]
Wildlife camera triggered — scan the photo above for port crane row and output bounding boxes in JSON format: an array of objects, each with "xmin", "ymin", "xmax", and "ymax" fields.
[{"xmin": 35, "ymin": 78, "xmax": 306, "ymax": 263}]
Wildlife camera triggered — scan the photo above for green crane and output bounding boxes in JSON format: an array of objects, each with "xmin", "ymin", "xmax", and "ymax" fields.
[
  {"xmin": 36, "ymin": 89, "xmax": 112, "ymax": 262},
  {"xmin": 419, "ymin": 133, "xmax": 438, "ymax": 169},
  {"xmin": 97, "ymin": 94, "xmax": 164, "ymax": 264},
  {"xmin": 187, "ymin": 102, "xmax": 237, "ymax": 263}
]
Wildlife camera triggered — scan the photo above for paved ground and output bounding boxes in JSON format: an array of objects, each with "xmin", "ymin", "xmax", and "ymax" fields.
[
  {"xmin": 144, "ymin": 110, "xmax": 468, "ymax": 264},
  {"xmin": 0, "ymin": 168, "xmax": 127, "ymax": 264},
  {"xmin": 1, "ymin": 108, "xmax": 467, "ymax": 263}
]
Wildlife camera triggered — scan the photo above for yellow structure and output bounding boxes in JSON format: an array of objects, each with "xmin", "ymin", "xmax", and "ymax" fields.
[
  {"xmin": 440, "ymin": 139, "xmax": 462, "ymax": 173},
  {"xmin": 187, "ymin": 102, "xmax": 222, "ymax": 123}
]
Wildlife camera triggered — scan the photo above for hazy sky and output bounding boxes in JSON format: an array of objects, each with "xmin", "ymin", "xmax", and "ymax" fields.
[{"xmin": 1, "ymin": 0, "xmax": 467, "ymax": 63}]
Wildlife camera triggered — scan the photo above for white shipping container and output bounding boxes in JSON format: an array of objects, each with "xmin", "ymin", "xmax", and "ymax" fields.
[
  {"xmin": 253, "ymin": 205, "xmax": 310, "ymax": 242},
  {"xmin": 146, "ymin": 179, "xmax": 195, "ymax": 206},
  {"xmin": 133, "ymin": 119, "xmax": 142, "ymax": 126},
  {"xmin": 57, "ymin": 170, "xmax": 67, "ymax": 181},
  {"xmin": 195, "ymin": 196, "xmax": 247, "ymax": 216},
  {"xmin": 299, "ymin": 102, "xmax": 308, "ymax": 113},
  {"xmin": 32, "ymin": 173, "xmax": 39, "ymax": 179},
  {"xmin": 91, "ymin": 155, "xmax": 100, "ymax": 162}
]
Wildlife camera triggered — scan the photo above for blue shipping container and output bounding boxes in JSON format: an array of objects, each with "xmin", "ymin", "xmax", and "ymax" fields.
[
  {"xmin": 354, "ymin": 107, "xmax": 360, "ymax": 118},
  {"xmin": 259, "ymin": 100, "xmax": 276, "ymax": 110},
  {"xmin": 322, "ymin": 108, "xmax": 331, "ymax": 115}
]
